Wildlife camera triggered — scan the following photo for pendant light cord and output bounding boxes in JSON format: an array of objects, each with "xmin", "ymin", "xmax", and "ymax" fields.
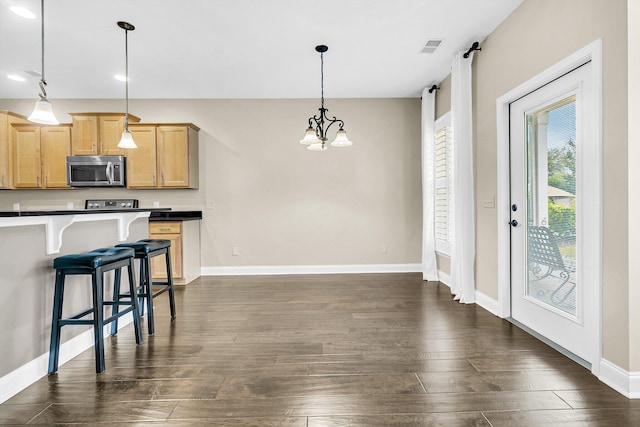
[
  {"xmin": 39, "ymin": 0, "xmax": 47, "ymax": 99},
  {"xmin": 124, "ymin": 27, "xmax": 129, "ymax": 129},
  {"xmin": 320, "ymin": 51, "xmax": 324, "ymax": 110}
]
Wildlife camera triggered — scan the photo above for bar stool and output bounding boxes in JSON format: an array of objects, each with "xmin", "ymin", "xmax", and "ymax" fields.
[
  {"xmin": 114, "ymin": 239, "xmax": 176, "ymax": 335},
  {"xmin": 49, "ymin": 247, "xmax": 143, "ymax": 374}
]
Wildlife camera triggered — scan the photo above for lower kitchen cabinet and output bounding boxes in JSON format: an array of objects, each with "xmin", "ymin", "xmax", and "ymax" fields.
[{"xmin": 149, "ymin": 219, "xmax": 201, "ymax": 285}]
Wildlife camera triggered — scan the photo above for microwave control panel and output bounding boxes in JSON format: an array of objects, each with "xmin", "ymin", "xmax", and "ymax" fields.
[{"xmin": 85, "ymin": 199, "xmax": 139, "ymax": 210}]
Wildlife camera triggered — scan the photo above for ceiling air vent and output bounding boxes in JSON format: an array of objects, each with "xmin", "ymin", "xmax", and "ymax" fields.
[
  {"xmin": 421, "ymin": 39, "xmax": 443, "ymax": 54},
  {"xmin": 25, "ymin": 70, "xmax": 42, "ymax": 77}
]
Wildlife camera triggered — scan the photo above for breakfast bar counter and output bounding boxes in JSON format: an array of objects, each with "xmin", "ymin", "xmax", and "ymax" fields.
[{"xmin": 0, "ymin": 209, "xmax": 152, "ymax": 403}]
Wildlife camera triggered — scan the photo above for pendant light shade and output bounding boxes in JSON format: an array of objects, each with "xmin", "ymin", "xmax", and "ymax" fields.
[
  {"xmin": 117, "ymin": 21, "xmax": 136, "ymax": 149},
  {"xmin": 299, "ymin": 126, "xmax": 321, "ymax": 145},
  {"xmin": 28, "ymin": 0, "xmax": 59, "ymax": 125},
  {"xmin": 118, "ymin": 129, "xmax": 136, "ymax": 149},
  {"xmin": 307, "ymin": 142, "xmax": 327, "ymax": 152},
  {"xmin": 29, "ymin": 96, "xmax": 59, "ymax": 125},
  {"xmin": 330, "ymin": 129, "xmax": 352, "ymax": 147}
]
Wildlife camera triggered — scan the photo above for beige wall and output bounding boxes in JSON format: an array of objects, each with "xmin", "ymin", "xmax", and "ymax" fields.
[
  {"xmin": 469, "ymin": 0, "xmax": 629, "ymax": 368},
  {"xmin": 0, "ymin": 98, "xmax": 423, "ymax": 268}
]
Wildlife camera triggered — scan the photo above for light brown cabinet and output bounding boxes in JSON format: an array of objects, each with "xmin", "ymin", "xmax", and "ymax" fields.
[
  {"xmin": 149, "ymin": 221, "xmax": 183, "ymax": 280},
  {"xmin": 11, "ymin": 124, "xmax": 71, "ymax": 189},
  {"xmin": 69, "ymin": 113, "xmax": 140, "ymax": 156},
  {"xmin": 0, "ymin": 111, "xmax": 30, "ymax": 189},
  {"xmin": 127, "ymin": 123, "xmax": 199, "ymax": 189},
  {"xmin": 126, "ymin": 124, "xmax": 158, "ymax": 187}
]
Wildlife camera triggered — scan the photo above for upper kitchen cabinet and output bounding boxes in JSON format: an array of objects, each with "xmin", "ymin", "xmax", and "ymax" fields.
[
  {"xmin": 157, "ymin": 125, "xmax": 199, "ymax": 188},
  {"xmin": 11, "ymin": 123, "xmax": 71, "ymax": 189},
  {"xmin": 126, "ymin": 124, "xmax": 199, "ymax": 189},
  {"xmin": 0, "ymin": 110, "xmax": 29, "ymax": 189},
  {"xmin": 126, "ymin": 124, "xmax": 158, "ymax": 187},
  {"xmin": 69, "ymin": 113, "xmax": 140, "ymax": 156}
]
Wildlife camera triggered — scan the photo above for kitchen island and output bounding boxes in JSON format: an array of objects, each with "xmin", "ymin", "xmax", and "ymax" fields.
[{"xmin": 0, "ymin": 209, "xmax": 151, "ymax": 403}]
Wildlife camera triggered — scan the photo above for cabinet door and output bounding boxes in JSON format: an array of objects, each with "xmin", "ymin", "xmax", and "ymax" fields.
[
  {"xmin": 126, "ymin": 125, "xmax": 157, "ymax": 187},
  {"xmin": 157, "ymin": 126, "xmax": 190, "ymax": 187},
  {"xmin": 41, "ymin": 126, "xmax": 71, "ymax": 188},
  {"xmin": 149, "ymin": 233, "xmax": 183, "ymax": 279},
  {"xmin": 1, "ymin": 113, "xmax": 30, "ymax": 189},
  {"xmin": 99, "ymin": 116, "xmax": 125, "ymax": 155},
  {"xmin": 71, "ymin": 115, "xmax": 98, "ymax": 155},
  {"xmin": 12, "ymin": 125, "xmax": 42, "ymax": 188}
]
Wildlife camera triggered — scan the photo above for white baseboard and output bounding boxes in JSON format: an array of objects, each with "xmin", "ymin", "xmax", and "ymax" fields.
[
  {"xmin": 437, "ymin": 270, "xmax": 452, "ymax": 287},
  {"xmin": 0, "ymin": 316, "xmax": 133, "ymax": 404},
  {"xmin": 599, "ymin": 358, "xmax": 640, "ymax": 398},
  {"xmin": 475, "ymin": 290, "xmax": 500, "ymax": 316},
  {"xmin": 201, "ymin": 263, "xmax": 422, "ymax": 276}
]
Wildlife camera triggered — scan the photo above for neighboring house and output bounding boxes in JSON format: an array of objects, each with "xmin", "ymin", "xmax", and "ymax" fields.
[{"xmin": 548, "ymin": 185, "xmax": 575, "ymax": 207}]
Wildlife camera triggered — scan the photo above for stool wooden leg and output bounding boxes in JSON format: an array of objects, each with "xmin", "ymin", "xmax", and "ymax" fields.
[
  {"xmin": 110, "ymin": 267, "xmax": 122, "ymax": 336},
  {"xmin": 165, "ymin": 248, "xmax": 176, "ymax": 320},
  {"xmin": 127, "ymin": 259, "xmax": 143, "ymax": 344},
  {"xmin": 92, "ymin": 268, "xmax": 106, "ymax": 374},
  {"xmin": 48, "ymin": 270, "xmax": 66, "ymax": 374},
  {"xmin": 143, "ymin": 256, "xmax": 155, "ymax": 335}
]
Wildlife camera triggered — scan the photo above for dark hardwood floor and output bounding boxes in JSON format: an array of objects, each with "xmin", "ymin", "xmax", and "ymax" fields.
[{"xmin": 1, "ymin": 273, "xmax": 639, "ymax": 426}]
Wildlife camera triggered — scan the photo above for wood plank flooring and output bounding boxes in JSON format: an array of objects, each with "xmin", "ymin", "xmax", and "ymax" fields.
[{"xmin": 1, "ymin": 273, "xmax": 639, "ymax": 426}]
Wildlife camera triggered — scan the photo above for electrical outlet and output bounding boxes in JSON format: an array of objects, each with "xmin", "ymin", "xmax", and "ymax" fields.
[
  {"xmin": 206, "ymin": 200, "xmax": 215, "ymax": 209},
  {"xmin": 381, "ymin": 244, "xmax": 388, "ymax": 254},
  {"xmin": 232, "ymin": 246, "xmax": 239, "ymax": 256}
]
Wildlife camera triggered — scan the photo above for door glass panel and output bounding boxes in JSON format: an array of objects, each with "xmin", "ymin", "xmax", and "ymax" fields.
[{"xmin": 526, "ymin": 95, "xmax": 577, "ymax": 316}]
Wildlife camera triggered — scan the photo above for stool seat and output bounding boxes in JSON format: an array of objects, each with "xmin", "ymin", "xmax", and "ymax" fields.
[
  {"xmin": 116, "ymin": 239, "xmax": 171, "ymax": 254},
  {"xmin": 53, "ymin": 247, "xmax": 135, "ymax": 269}
]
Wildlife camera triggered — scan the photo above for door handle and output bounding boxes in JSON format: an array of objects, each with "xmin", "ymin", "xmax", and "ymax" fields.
[
  {"xmin": 509, "ymin": 219, "xmax": 519, "ymax": 227},
  {"xmin": 106, "ymin": 162, "xmax": 114, "ymax": 184}
]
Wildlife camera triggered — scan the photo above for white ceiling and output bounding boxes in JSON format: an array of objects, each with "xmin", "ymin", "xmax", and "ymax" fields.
[{"xmin": 0, "ymin": 0, "xmax": 522, "ymax": 99}]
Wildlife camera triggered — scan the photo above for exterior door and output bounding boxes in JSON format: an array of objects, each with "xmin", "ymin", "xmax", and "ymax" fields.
[{"xmin": 509, "ymin": 62, "xmax": 597, "ymax": 364}]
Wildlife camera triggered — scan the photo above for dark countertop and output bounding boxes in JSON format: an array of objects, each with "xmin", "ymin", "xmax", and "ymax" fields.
[
  {"xmin": 149, "ymin": 210, "xmax": 202, "ymax": 221},
  {"xmin": 0, "ymin": 209, "xmax": 202, "ymax": 221}
]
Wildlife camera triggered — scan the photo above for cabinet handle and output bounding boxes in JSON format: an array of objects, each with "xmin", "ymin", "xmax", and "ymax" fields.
[
  {"xmin": 153, "ymin": 175, "xmax": 156, "ymax": 186},
  {"xmin": 161, "ymin": 174, "xmax": 164, "ymax": 185},
  {"xmin": 100, "ymin": 143, "xmax": 104, "ymax": 153},
  {"xmin": 43, "ymin": 175, "xmax": 47, "ymax": 187},
  {"xmin": 36, "ymin": 176, "xmax": 39, "ymax": 187},
  {"xmin": 1, "ymin": 174, "xmax": 4, "ymax": 187}
]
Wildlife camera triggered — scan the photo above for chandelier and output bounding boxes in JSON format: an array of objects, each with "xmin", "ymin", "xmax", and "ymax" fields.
[{"xmin": 299, "ymin": 45, "xmax": 352, "ymax": 151}]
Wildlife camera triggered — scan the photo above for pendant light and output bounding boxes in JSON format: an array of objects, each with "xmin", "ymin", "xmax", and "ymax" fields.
[
  {"xmin": 28, "ymin": 0, "xmax": 59, "ymax": 125},
  {"xmin": 299, "ymin": 45, "xmax": 352, "ymax": 151},
  {"xmin": 117, "ymin": 21, "xmax": 136, "ymax": 149}
]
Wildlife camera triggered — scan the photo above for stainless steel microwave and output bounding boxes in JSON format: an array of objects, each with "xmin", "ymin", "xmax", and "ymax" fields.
[{"xmin": 66, "ymin": 156, "xmax": 126, "ymax": 187}]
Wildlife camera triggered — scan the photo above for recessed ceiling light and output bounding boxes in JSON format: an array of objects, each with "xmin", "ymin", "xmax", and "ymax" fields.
[
  {"xmin": 7, "ymin": 74, "xmax": 26, "ymax": 82},
  {"xmin": 114, "ymin": 74, "xmax": 128, "ymax": 82},
  {"xmin": 10, "ymin": 6, "xmax": 36, "ymax": 19}
]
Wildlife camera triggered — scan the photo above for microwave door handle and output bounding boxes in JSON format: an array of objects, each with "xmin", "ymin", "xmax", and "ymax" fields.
[{"xmin": 106, "ymin": 162, "xmax": 114, "ymax": 184}]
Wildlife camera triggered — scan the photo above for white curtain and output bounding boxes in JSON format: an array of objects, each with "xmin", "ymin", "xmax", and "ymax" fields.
[
  {"xmin": 421, "ymin": 88, "xmax": 439, "ymax": 281},
  {"xmin": 450, "ymin": 51, "xmax": 476, "ymax": 303}
]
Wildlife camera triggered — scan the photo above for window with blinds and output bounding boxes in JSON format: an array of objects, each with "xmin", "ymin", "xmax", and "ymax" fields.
[{"xmin": 434, "ymin": 113, "xmax": 453, "ymax": 255}]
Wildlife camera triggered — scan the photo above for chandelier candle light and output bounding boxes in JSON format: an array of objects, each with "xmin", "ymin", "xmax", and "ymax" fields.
[
  {"xmin": 299, "ymin": 45, "xmax": 352, "ymax": 151},
  {"xmin": 28, "ymin": 0, "xmax": 59, "ymax": 125},
  {"xmin": 117, "ymin": 21, "xmax": 136, "ymax": 149}
]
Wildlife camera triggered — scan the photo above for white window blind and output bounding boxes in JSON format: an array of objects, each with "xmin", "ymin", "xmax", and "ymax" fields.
[{"xmin": 435, "ymin": 113, "xmax": 453, "ymax": 255}]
